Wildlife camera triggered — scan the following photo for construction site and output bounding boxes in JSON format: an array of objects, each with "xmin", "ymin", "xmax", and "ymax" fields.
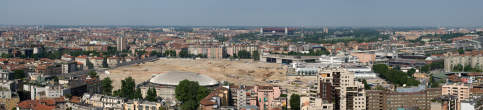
[{"xmin": 100, "ymin": 58, "xmax": 288, "ymax": 90}]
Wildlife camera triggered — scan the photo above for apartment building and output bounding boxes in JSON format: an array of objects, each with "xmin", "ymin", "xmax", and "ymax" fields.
[
  {"xmin": 366, "ymin": 88, "xmax": 441, "ymax": 110},
  {"xmin": 444, "ymin": 51, "xmax": 483, "ymax": 72},
  {"xmin": 442, "ymin": 83, "xmax": 470, "ymax": 102},
  {"xmin": 188, "ymin": 45, "xmax": 224, "ymax": 59},
  {"xmin": 255, "ymin": 86, "xmax": 283, "ymax": 110},
  {"xmin": 230, "ymin": 85, "xmax": 285, "ymax": 110},
  {"xmin": 117, "ymin": 36, "xmax": 127, "ymax": 51},
  {"xmin": 225, "ymin": 44, "xmax": 258, "ymax": 57},
  {"xmin": 317, "ymin": 68, "xmax": 366, "ymax": 110},
  {"xmin": 231, "ymin": 85, "xmax": 257, "ymax": 110},
  {"xmin": 23, "ymin": 84, "xmax": 64, "ymax": 100}
]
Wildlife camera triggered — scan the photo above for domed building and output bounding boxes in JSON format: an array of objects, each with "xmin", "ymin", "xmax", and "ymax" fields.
[{"xmin": 139, "ymin": 71, "xmax": 219, "ymax": 100}]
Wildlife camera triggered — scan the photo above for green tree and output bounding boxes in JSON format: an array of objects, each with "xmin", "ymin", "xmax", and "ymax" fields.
[
  {"xmin": 11, "ymin": 70, "xmax": 26, "ymax": 80},
  {"xmin": 421, "ymin": 65, "xmax": 430, "ymax": 73},
  {"xmin": 252, "ymin": 51, "xmax": 260, "ymax": 61},
  {"xmin": 237, "ymin": 50, "xmax": 251, "ymax": 59},
  {"xmin": 120, "ymin": 77, "xmax": 136, "ymax": 99},
  {"xmin": 361, "ymin": 79, "xmax": 370, "ymax": 90},
  {"xmin": 407, "ymin": 68, "xmax": 416, "ymax": 77},
  {"xmin": 145, "ymin": 87, "xmax": 157, "ymax": 101},
  {"xmin": 179, "ymin": 49, "xmax": 191, "ymax": 58},
  {"xmin": 87, "ymin": 70, "xmax": 98, "ymax": 78},
  {"xmin": 134, "ymin": 87, "xmax": 143, "ymax": 99},
  {"xmin": 164, "ymin": 50, "xmax": 177, "ymax": 57},
  {"xmin": 181, "ymin": 100, "xmax": 198, "ymax": 110},
  {"xmin": 372, "ymin": 64, "xmax": 389, "ymax": 74},
  {"xmin": 373, "ymin": 64, "xmax": 420, "ymax": 86},
  {"xmin": 290, "ymin": 94, "xmax": 301, "ymax": 110},
  {"xmin": 101, "ymin": 77, "xmax": 113, "ymax": 95},
  {"xmin": 197, "ymin": 86, "xmax": 210, "ymax": 101},
  {"xmin": 453, "ymin": 64, "xmax": 464, "ymax": 72},
  {"xmin": 175, "ymin": 80, "xmax": 210, "ymax": 110},
  {"xmin": 150, "ymin": 51, "xmax": 162, "ymax": 57},
  {"xmin": 102, "ymin": 57, "xmax": 109, "ymax": 68},
  {"xmin": 113, "ymin": 89, "xmax": 121, "ymax": 97},
  {"xmin": 175, "ymin": 80, "xmax": 200, "ymax": 102},
  {"xmin": 458, "ymin": 48, "xmax": 465, "ymax": 54}
]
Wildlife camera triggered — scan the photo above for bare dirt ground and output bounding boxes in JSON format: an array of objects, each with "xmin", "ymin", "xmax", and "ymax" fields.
[{"xmin": 100, "ymin": 58, "xmax": 288, "ymax": 90}]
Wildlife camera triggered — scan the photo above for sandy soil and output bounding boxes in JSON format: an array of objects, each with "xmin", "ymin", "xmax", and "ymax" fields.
[{"xmin": 100, "ymin": 58, "xmax": 288, "ymax": 90}]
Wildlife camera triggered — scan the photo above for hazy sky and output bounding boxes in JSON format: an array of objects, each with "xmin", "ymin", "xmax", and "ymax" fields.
[{"xmin": 2, "ymin": 0, "xmax": 483, "ymax": 26}]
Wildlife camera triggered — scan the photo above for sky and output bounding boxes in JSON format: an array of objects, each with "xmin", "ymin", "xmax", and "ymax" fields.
[{"xmin": 2, "ymin": 0, "xmax": 483, "ymax": 27}]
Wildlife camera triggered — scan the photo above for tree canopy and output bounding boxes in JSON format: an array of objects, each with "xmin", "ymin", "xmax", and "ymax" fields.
[
  {"xmin": 290, "ymin": 94, "xmax": 301, "ymax": 110},
  {"xmin": 175, "ymin": 80, "xmax": 210, "ymax": 110},
  {"xmin": 373, "ymin": 64, "xmax": 420, "ymax": 86},
  {"xmin": 87, "ymin": 70, "xmax": 98, "ymax": 78},
  {"xmin": 420, "ymin": 61, "xmax": 444, "ymax": 73},
  {"xmin": 407, "ymin": 68, "xmax": 416, "ymax": 77},
  {"xmin": 120, "ymin": 77, "xmax": 136, "ymax": 99},
  {"xmin": 252, "ymin": 51, "xmax": 260, "ymax": 61},
  {"xmin": 101, "ymin": 77, "xmax": 113, "ymax": 96},
  {"xmin": 11, "ymin": 70, "xmax": 26, "ymax": 80},
  {"xmin": 179, "ymin": 49, "xmax": 191, "ymax": 58},
  {"xmin": 452, "ymin": 64, "xmax": 482, "ymax": 72},
  {"xmin": 237, "ymin": 50, "xmax": 251, "ymax": 59},
  {"xmin": 145, "ymin": 87, "xmax": 157, "ymax": 101},
  {"xmin": 134, "ymin": 87, "xmax": 143, "ymax": 99},
  {"xmin": 164, "ymin": 50, "xmax": 177, "ymax": 57}
]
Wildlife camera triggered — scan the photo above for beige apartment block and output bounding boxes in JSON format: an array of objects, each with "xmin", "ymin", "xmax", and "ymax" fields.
[{"xmin": 442, "ymin": 83, "xmax": 470, "ymax": 101}]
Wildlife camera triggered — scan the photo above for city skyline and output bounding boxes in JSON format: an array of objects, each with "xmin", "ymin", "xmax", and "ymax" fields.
[{"xmin": 2, "ymin": 0, "xmax": 483, "ymax": 27}]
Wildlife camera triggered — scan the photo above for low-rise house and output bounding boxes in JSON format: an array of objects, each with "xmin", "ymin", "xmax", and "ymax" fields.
[
  {"xmin": 124, "ymin": 100, "xmax": 162, "ymax": 110},
  {"xmin": 200, "ymin": 87, "xmax": 230, "ymax": 110},
  {"xmin": 17, "ymin": 97, "xmax": 65, "ymax": 110},
  {"xmin": 82, "ymin": 93, "xmax": 125, "ymax": 110}
]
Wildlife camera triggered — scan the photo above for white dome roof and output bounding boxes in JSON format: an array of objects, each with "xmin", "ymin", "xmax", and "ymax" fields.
[{"xmin": 149, "ymin": 71, "xmax": 218, "ymax": 86}]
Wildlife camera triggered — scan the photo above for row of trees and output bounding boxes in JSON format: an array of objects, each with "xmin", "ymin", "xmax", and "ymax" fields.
[
  {"xmin": 100, "ymin": 76, "xmax": 157, "ymax": 101},
  {"xmin": 372, "ymin": 64, "xmax": 420, "ymax": 86},
  {"xmin": 420, "ymin": 61, "xmax": 444, "ymax": 73},
  {"xmin": 228, "ymin": 50, "xmax": 260, "ymax": 61},
  {"xmin": 452, "ymin": 64, "xmax": 483, "ymax": 72}
]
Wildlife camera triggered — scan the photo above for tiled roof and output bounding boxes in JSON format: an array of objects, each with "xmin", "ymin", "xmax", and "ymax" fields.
[{"xmin": 17, "ymin": 98, "xmax": 66, "ymax": 110}]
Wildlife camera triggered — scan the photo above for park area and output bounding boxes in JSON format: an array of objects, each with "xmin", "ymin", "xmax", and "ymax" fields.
[{"xmin": 100, "ymin": 58, "xmax": 288, "ymax": 90}]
